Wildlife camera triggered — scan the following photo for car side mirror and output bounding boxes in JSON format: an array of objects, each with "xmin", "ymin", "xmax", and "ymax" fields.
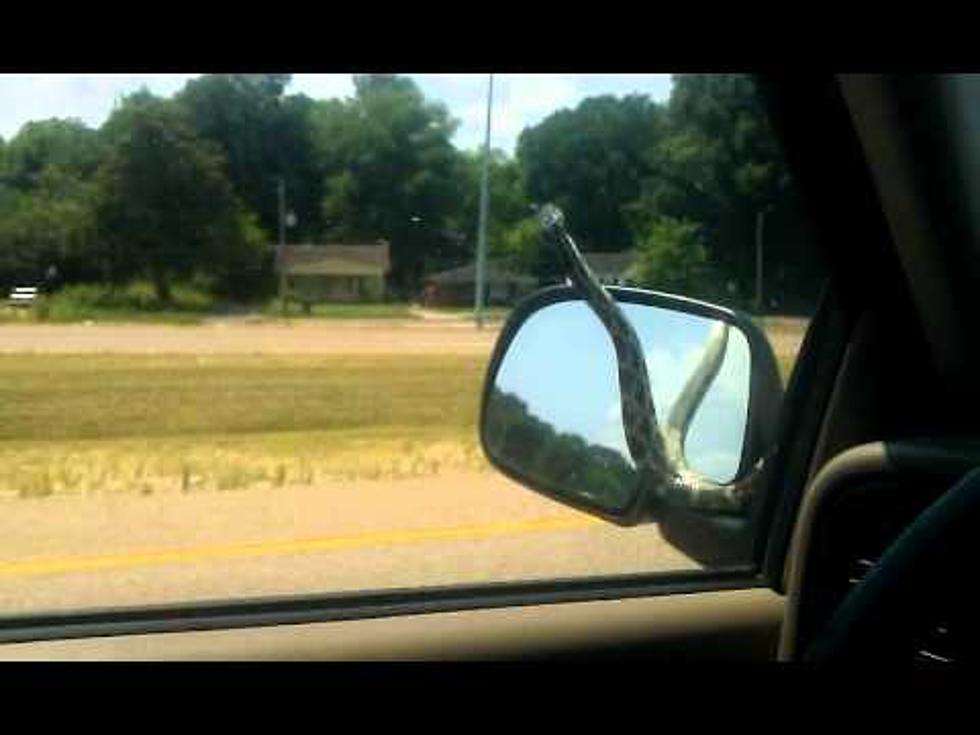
[{"xmin": 479, "ymin": 285, "xmax": 783, "ymax": 526}]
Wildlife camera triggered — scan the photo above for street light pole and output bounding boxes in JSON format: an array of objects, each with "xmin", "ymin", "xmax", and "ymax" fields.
[{"xmin": 474, "ymin": 74, "xmax": 494, "ymax": 329}]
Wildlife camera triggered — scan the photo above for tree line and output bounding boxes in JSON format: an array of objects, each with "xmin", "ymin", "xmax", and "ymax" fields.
[
  {"xmin": 0, "ymin": 74, "xmax": 823, "ymax": 312},
  {"xmin": 483, "ymin": 387, "xmax": 638, "ymax": 511}
]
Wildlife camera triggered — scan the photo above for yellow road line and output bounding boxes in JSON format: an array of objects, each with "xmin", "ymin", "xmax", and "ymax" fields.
[{"xmin": 0, "ymin": 514, "xmax": 603, "ymax": 578}]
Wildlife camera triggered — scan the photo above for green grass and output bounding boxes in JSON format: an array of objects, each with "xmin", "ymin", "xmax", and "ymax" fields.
[
  {"xmin": 0, "ymin": 281, "xmax": 218, "ymax": 325},
  {"xmin": 0, "ymin": 354, "xmax": 490, "ymax": 498},
  {"xmin": 420, "ymin": 305, "xmax": 511, "ymax": 320},
  {"xmin": 0, "ymin": 284, "xmax": 424, "ymax": 325},
  {"xmin": 262, "ymin": 299, "xmax": 418, "ymax": 320},
  {"xmin": 0, "ymin": 315, "xmax": 808, "ymax": 499},
  {"xmin": 0, "ymin": 279, "xmax": 515, "ymax": 325},
  {"xmin": 0, "ymin": 354, "xmax": 487, "ymax": 442}
]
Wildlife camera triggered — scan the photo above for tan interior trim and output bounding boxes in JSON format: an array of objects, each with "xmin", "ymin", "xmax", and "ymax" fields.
[
  {"xmin": 803, "ymin": 312, "xmax": 872, "ymax": 485},
  {"xmin": 778, "ymin": 442, "xmax": 891, "ymax": 661},
  {"xmin": 779, "ymin": 439, "xmax": 980, "ymax": 660},
  {"xmin": 0, "ymin": 588, "xmax": 783, "ymax": 661}
]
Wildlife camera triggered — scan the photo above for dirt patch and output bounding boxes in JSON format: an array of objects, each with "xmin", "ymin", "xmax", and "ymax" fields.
[{"xmin": 0, "ymin": 320, "xmax": 501, "ymax": 355}]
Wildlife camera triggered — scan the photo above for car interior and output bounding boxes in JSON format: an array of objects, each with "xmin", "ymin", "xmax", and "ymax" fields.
[{"xmin": 1, "ymin": 73, "xmax": 977, "ymax": 663}]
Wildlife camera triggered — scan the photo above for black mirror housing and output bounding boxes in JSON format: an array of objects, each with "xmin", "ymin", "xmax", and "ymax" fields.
[{"xmin": 479, "ymin": 285, "xmax": 783, "ymax": 526}]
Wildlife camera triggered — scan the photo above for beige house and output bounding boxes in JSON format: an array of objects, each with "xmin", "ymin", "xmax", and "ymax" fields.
[
  {"xmin": 422, "ymin": 260, "xmax": 538, "ymax": 307},
  {"xmin": 277, "ymin": 243, "xmax": 390, "ymax": 304}
]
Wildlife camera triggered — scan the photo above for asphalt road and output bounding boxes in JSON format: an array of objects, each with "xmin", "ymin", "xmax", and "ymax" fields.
[{"xmin": 0, "ymin": 470, "xmax": 697, "ymax": 616}]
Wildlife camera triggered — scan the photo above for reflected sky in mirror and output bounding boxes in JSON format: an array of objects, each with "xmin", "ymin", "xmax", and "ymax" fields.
[{"xmin": 494, "ymin": 299, "xmax": 751, "ymax": 483}]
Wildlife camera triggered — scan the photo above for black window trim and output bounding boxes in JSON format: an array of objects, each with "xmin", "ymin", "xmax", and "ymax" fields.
[
  {"xmin": 0, "ymin": 567, "xmax": 762, "ymax": 645},
  {"xmin": 754, "ymin": 74, "xmax": 914, "ymax": 588}
]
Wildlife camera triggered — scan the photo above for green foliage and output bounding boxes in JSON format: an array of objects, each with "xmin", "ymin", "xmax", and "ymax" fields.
[
  {"xmin": 93, "ymin": 92, "xmax": 263, "ymax": 302},
  {"xmin": 316, "ymin": 75, "xmax": 466, "ymax": 294},
  {"xmin": 0, "ymin": 73, "xmax": 825, "ymax": 315},
  {"xmin": 484, "ymin": 388, "xmax": 637, "ymax": 509},
  {"xmin": 454, "ymin": 149, "xmax": 532, "ymax": 263},
  {"xmin": 2, "ymin": 118, "xmax": 104, "ymax": 190},
  {"xmin": 497, "ymin": 216, "xmax": 541, "ymax": 270},
  {"xmin": 631, "ymin": 74, "xmax": 822, "ymax": 311},
  {"xmin": 0, "ymin": 165, "xmax": 98, "ymax": 286},
  {"xmin": 261, "ymin": 300, "xmax": 416, "ymax": 319},
  {"xmin": 32, "ymin": 280, "xmax": 215, "ymax": 322},
  {"xmin": 517, "ymin": 95, "xmax": 664, "ymax": 252},
  {"xmin": 627, "ymin": 216, "xmax": 715, "ymax": 299},
  {"xmin": 175, "ymin": 75, "xmax": 322, "ymax": 242},
  {"xmin": 496, "ymin": 214, "xmax": 566, "ymax": 283},
  {"xmin": 0, "ymin": 119, "xmax": 103, "ymax": 286}
]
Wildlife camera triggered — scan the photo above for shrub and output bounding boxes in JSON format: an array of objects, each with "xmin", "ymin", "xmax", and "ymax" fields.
[
  {"xmin": 626, "ymin": 216, "xmax": 718, "ymax": 301},
  {"xmin": 36, "ymin": 280, "xmax": 217, "ymax": 321}
]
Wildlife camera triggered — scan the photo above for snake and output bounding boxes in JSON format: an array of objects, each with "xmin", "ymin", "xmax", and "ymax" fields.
[{"xmin": 538, "ymin": 204, "xmax": 752, "ymax": 515}]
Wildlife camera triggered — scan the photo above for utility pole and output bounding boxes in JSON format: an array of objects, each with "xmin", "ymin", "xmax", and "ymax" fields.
[
  {"xmin": 474, "ymin": 74, "xmax": 494, "ymax": 329},
  {"xmin": 278, "ymin": 177, "xmax": 287, "ymax": 317}
]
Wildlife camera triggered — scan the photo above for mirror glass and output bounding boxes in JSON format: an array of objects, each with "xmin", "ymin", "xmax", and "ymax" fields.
[{"xmin": 482, "ymin": 299, "xmax": 752, "ymax": 514}]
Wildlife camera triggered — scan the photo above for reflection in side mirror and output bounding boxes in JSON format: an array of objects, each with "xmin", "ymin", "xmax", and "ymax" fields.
[{"xmin": 480, "ymin": 287, "xmax": 782, "ymax": 524}]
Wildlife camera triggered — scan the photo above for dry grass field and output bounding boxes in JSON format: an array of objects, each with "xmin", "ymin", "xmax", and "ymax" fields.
[
  {"xmin": 0, "ymin": 316, "xmax": 808, "ymax": 501},
  {"xmin": 0, "ymin": 352, "xmax": 491, "ymax": 499}
]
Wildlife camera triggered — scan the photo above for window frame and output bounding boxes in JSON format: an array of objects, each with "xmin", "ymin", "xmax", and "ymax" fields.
[{"xmin": 0, "ymin": 295, "xmax": 832, "ymax": 646}]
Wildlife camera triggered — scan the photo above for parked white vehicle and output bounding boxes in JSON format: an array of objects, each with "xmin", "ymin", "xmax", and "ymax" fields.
[{"xmin": 6, "ymin": 286, "xmax": 38, "ymax": 307}]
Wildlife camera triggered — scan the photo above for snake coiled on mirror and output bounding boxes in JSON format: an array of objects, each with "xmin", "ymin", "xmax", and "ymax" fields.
[{"xmin": 538, "ymin": 205, "xmax": 753, "ymax": 515}]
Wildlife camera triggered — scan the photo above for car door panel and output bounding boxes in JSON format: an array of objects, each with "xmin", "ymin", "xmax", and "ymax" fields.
[{"xmin": 0, "ymin": 588, "xmax": 783, "ymax": 660}]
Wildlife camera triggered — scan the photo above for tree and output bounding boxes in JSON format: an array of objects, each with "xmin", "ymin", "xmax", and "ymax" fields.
[
  {"xmin": 0, "ymin": 168, "xmax": 97, "ymax": 287},
  {"xmin": 1, "ymin": 118, "xmax": 103, "ymax": 191},
  {"xmin": 93, "ymin": 93, "xmax": 263, "ymax": 302},
  {"xmin": 0, "ymin": 120, "xmax": 103, "ymax": 286},
  {"xmin": 315, "ymin": 75, "xmax": 465, "ymax": 294},
  {"xmin": 626, "ymin": 216, "xmax": 714, "ymax": 299},
  {"xmin": 517, "ymin": 95, "xmax": 665, "ymax": 253},
  {"xmin": 632, "ymin": 74, "xmax": 822, "ymax": 312},
  {"xmin": 176, "ymin": 75, "xmax": 322, "ymax": 242},
  {"xmin": 483, "ymin": 388, "xmax": 637, "ymax": 509},
  {"xmin": 452, "ymin": 149, "xmax": 532, "ymax": 267}
]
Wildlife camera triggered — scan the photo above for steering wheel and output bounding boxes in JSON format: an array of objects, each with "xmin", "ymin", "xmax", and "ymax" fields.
[{"xmin": 804, "ymin": 466, "xmax": 980, "ymax": 663}]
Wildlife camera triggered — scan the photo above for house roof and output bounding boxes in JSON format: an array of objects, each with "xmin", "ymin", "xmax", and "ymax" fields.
[
  {"xmin": 277, "ymin": 243, "xmax": 390, "ymax": 276},
  {"xmin": 426, "ymin": 260, "xmax": 537, "ymax": 287},
  {"xmin": 582, "ymin": 250, "xmax": 637, "ymax": 277}
]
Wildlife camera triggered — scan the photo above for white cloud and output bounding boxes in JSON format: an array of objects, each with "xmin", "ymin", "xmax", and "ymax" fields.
[
  {"xmin": 0, "ymin": 74, "xmax": 198, "ymax": 140},
  {"xmin": 448, "ymin": 74, "xmax": 581, "ymax": 152},
  {"xmin": 288, "ymin": 74, "xmax": 355, "ymax": 101},
  {"xmin": 410, "ymin": 73, "xmax": 671, "ymax": 153},
  {"xmin": 499, "ymin": 74, "xmax": 581, "ymax": 115},
  {"xmin": 0, "ymin": 73, "xmax": 673, "ymax": 155}
]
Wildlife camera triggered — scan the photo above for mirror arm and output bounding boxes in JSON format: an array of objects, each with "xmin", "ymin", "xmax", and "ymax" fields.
[{"xmin": 539, "ymin": 205, "xmax": 748, "ymax": 516}]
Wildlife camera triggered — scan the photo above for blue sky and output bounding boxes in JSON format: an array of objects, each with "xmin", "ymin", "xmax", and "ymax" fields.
[{"xmin": 0, "ymin": 74, "xmax": 674, "ymax": 155}]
